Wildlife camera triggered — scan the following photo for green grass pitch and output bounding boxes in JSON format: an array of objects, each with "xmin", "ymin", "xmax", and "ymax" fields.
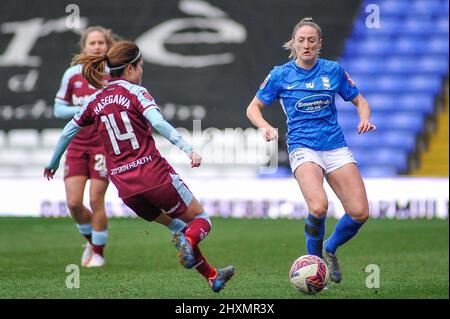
[{"xmin": 0, "ymin": 217, "xmax": 448, "ymax": 298}]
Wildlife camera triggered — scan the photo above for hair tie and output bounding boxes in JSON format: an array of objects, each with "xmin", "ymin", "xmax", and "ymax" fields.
[{"xmin": 109, "ymin": 51, "xmax": 141, "ymax": 71}]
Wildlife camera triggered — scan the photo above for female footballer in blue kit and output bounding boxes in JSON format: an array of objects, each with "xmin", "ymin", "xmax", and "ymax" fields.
[{"xmin": 246, "ymin": 17, "xmax": 376, "ymax": 283}]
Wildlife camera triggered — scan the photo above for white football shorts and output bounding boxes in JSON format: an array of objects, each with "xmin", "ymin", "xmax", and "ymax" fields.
[{"xmin": 289, "ymin": 147, "xmax": 357, "ymax": 175}]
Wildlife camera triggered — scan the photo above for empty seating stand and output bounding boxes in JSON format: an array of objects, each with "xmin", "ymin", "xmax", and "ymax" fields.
[{"xmin": 338, "ymin": 0, "xmax": 449, "ymax": 176}]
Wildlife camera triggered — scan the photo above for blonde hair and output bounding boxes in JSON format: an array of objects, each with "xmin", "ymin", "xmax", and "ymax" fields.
[
  {"xmin": 72, "ymin": 41, "xmax": 141, "ymax": 89},
  {"xmin": 79, "ymin": 26, "xmax": 120, "ymax": 53},
  {"xmin": 283, "ymin": 17, "xmax": 322, "ymax": 59}
]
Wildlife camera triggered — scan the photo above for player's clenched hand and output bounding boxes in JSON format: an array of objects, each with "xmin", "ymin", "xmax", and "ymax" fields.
[
  {"xmin": 357, "ymin": 120, "xmax": 376, "ymax": 134},
  {"xmin": 261, "ymin": 126, "xmax": 278, "ymax": 141},
  {"xmin": 44, "ymin": 167, "xmax": 57, "ymax": 180},
  {"xmin": 189, "ymin": 152, "xmax": 202, "ymax": 168}
]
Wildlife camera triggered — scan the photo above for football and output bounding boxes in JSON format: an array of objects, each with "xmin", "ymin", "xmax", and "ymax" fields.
[{"xmin": 289, "ymin": 254, "xmax": 329, "ymax": 294}]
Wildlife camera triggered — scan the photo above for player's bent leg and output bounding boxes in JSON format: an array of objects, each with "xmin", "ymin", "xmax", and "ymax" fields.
[
  {"xmin": 138, "ymin": 180, "xmax": 234, "ymax": 291},
  {"xmin": 177, "ymin": 197, "xmax": 204, "ymax": 223},
  {"xmin": 326, "ymin": 163, "xmax": 369, "ymax": 223},
  {"xmin": 85, "ymin": 252, "xmax": 106, "ymax": 268},
  {"xmin": 294, "ymin": 162, "xmax": 328, "ymax": 257},
  {"xmin": 77, "ymin": 226, "xmax": 93, "ymax": 267},
  {"xmin": 178, "ymin": 198, "xmax": 234, "ymax": 291},
  {"xmin": 171, "ymin": 231, "xmax": 196, "ymax": 269},
  {"xmin": 178, "ymin": 197, "xmax": 212, "ymax": 246},
  {"xmin": 89, "ymin": 179, "xmax": 109, "ymax": 264},
  {"xmin": 153, "ymin": 212, "xmax": 196, "ymax": 269},
  {"xmin": 89, "ymin": 179, "xmax": 108, "ymax": 230},
  {"xmin": 323, "ymin": 163, "xmax": 369, "ymax": 282},
  {"xmin": 65, "ymin": 176, "xmax": 94, "ymax": 266},
  {"xmin": 65, "ymin": 176, "xmax": 92, "ymax": 225},
  {"xmin": 321, "ymin": 241, "xmax": 341, "ymax": 283},
  {"xmin": 153, "ymin": 214, "xmax": 194, "ymax": 270},
  {"xmin": 172, "ymin": 197, "xmax": 210, "ymax": 269},
  {"xmin": 209, "ymin": 266, "xmax": 235, "ymax": 293},
  {"xmin": 325, "ymin": 163, "xmax": 369, "ymax": 252}
]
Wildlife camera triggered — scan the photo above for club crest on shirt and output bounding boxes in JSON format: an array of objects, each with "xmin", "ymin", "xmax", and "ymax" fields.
[
  {"xmin": 141, "ymin": 91, "xmax": 156, "ymax": 109},
  {"xmin": 143, "ymin": 91, "xmax": 153, "ymax": 101},
  {"xmin": 321, "ymin": 76, "xmax": 331, "ymax": 89},
  {"xmin": 74, "ymin": 81, "xmax": 83, "ymax": 89}
]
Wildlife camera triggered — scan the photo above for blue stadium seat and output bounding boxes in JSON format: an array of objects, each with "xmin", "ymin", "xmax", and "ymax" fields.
[
  {"xmin": 360, "ymin": 93, "xmax": 435, "ymax": 115},
  {"xmin": 341, "ymin": 58, "xmax": 379, "ymax": 73},
  {"xmin": 380, "ymin": 57, "xmax": 416, "ymax": 74},
  {"xmin": 346, "ymin": 36, "xmax": 448, "ymax": 57},
  {"xmin": 345, "ymin": 131, "xmax": 417, "ymax": 153},
  {"xmin": 428, "ymin": 36, "xmax": 449, "ymax": 55},
  {"xmin": 359, "ymin": 165, "xmax": 399, "ymax": 177},
  {"xmin": 400, "ymin": 20, "xmax": 441, "ymax": 36},
  {"xmin": 371, "ymin": 113, "xmax": 424, "ymax": 134},
  {"xmin": 352, "ymin": 75, "xmax": 442, "ymax": 94},
  {"xmin": 341, "ymin": 56, "xmax": 448, "ymax": 76},
  {"xmin": 436, "ymin": 17, "xmax": 449, "ymax": 34},
  {"xmin": 353, "ymin": 19, "xmax": 445, "ymax": 37},
  {"xmin": 381, "ymin": 131, "xmax": 417, "ymax": 152},
  {"xmin": 383, "ymin": 56, "xmax": 448, "ymax": 76},
  {"xmin": 345, "ymin": 133, "xmax": 380, "ymax": 149},
  {"xmin": 338, "ymin": 111, "xmax": 424, "ymax": 134},
  {"xmin": 341, "ymin": 0, "xmax": 448, "ymax": 176},
  {"xmin": 411, "ymin": 0, "xmax": 446, "ymax": 15},
  {"xmin": 402, "ymin": 17, "xmax": 449, "ymax": 36},
  {"xmin": 337, "ymin": 91, "xmax": 435, "ymax": 116},
  {"xmin": 361, "ymin": 0, "xmax": 449, "ymax": 18},
  {"xmin": 361, "ymin": 0, "xmax": 410, "ymax": 17},
  {"xmin": 344, "ymin": 38, "xmax": 391, "ymax": 55},
  {"xmin": 417, "ymin": 56, "xmax": 449, "ymax": 75},
  {"xmin": 352, "ymin": 147, "xmax": 409, "ymax": 172},
  {"xmin": 396, "ymin": 36, "xmax": 449, "ymax": 55}
]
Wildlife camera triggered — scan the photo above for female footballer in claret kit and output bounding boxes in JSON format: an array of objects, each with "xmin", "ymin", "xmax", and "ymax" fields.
[{"xmin": 46, "ymin": 41, "xmax": 234, "ymax": 293}]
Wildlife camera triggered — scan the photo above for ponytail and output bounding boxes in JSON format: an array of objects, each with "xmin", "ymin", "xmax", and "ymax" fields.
[
  {"xmin": 71, "ymin": 54, "xmax": 107, "ymax": 89},
  {"xmin": 71, "ymin": 41, "xmax": 142, "ymax": 89}
]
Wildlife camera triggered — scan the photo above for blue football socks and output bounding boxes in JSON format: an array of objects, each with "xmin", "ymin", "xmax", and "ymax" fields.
[
  {"xmin": 304, "ymin": 213, "xmax": 326, "ymax": 257},
  {"xmin": 325, "ymin": 213, "xmax": 365, "ymax": 254}
]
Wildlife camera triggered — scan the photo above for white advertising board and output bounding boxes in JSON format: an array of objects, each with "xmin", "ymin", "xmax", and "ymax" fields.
[{"xmin": 0, "ymin": 177, "xmax": 448, "ymax": 219}]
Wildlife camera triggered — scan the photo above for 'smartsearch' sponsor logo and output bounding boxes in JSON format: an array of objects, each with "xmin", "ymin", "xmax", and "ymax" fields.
[{"xmin": 295, "ymin": 94, "xmax": 332, "ymax": 113}]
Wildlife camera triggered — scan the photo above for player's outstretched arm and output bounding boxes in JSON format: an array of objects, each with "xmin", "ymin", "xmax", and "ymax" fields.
[
  {"xmin": 352, "ymin": 93, "xmax": 376, "ymax": 134},
  {"xmin": 53, "ymin": 102, "xmax": 80, "ymax": 119},
  {"xmin": 143, "ymin": 108, "xmax": 201, "ymax": 168},
  {"xmin": 44, "ymin": 120, "xmax": 82, "ymax": 180},
  {"xmin": 246, "ymin": 96, "xmax": 278, "ymax": 141}
]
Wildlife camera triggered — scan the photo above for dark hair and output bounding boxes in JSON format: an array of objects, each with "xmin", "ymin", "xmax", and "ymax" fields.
[
  {"xmin": 71, "ymin": 41, "xmax": 142, "ymax": 89},
  {"xmin": 283, "ymin": 17, "xmax": 322, "ymax": 59}
]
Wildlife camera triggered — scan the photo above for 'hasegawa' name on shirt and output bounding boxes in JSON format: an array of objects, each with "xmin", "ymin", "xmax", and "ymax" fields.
[{"xmin": 94, "ymin": 95, "xmax": 131, "ymax": 114}]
